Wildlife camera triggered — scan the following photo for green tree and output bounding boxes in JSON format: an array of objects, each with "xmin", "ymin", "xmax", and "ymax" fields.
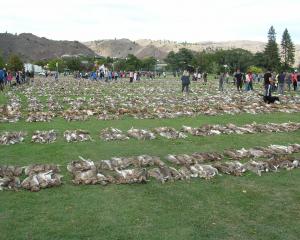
[
  {"xmin": 0, "ymin": 50, "xmax": 5, "ymax": 69},
  {"xmin": 210, "ymin": 61, "xmax": 220, "ymax": 74},
  {"xmin": 263, "ymin": 26, "xmax": 280, "ymax": 71},
  {"xmin": 64, "ymin": 57, "xmax": 83, "ymax": 71},
  {"xmin": 34, "ymin": 59, "xmax": 48, "ymax": 68},
  {"xmin": 213, "ymin": 49, "xmax": 254, "ymax": 72},
  {"xmin": 193, "ymin": 51, "xmax": 215, "ymax": 73},
  {"xmin": 165, "ymin": 48, "xmax": 195, "ymax": 71},
  {"xmin": 247, "ymin": 66, "xmax": 264, "ymax": 74},
  {"xmin": 141, "ymin": 57, "xmax": 157, "ymax": 71},
  {"xmin": 281, "ymin": 28, "xmax": 295, "ymax": 70},
  {"xmin": 47, "ymin": 59, "xmax": 66, "ymax": 72},
  {"xmin": 253, "ymin": 52, "xmax": 266, "ymax": 69},
  {"xmin": 95, "ymin": 57, "xmax": 107, "ymax": 66},
  {"xmin": 114, "ymin": 59, "xmax": 127, "ymax": 71},
  {"xmin": 7, "ymin": 54, "xmax": 23, "ymax": 71},
  {"xmin": 125, "ymin": 54, "xmax": 142, "ymax": 71},
  {"xmin": 164, "ymin": 51, "xmax": 178, "ymax": 71}
]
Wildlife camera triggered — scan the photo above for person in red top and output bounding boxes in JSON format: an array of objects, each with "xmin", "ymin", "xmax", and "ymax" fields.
[
  {"xmin": 245, "ymin": 72, "xmax": 254, "ymax": 91},
  {"xmin": 7, "ymin": 71, "xmax": 13, "ymax": 86},
  {"xmin": 291, "ymin": 71, "xmax": 298, "ymax": 91}
]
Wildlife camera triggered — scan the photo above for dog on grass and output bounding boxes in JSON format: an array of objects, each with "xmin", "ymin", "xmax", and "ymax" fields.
[
  {"xmin": 258, "ymin": 94, "xmax": 280, "ymax": 104},
  {"xmin": 263, "ymin": 96, "xmax": 280, "ymax": 104}
]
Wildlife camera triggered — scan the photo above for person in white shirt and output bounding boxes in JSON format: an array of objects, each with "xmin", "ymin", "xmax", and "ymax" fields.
[
  {"xmin": 133, "ymin": 72, "xmax": 137, "ymax": 81},
  {"xmin": 129, "ymin": 71, "xmax": 134, "ymax": 83}
]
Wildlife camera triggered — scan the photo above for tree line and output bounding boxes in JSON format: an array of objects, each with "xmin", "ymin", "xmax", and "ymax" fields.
[
  {"xmin": 0, "ymin": 26, "xmax": 297, "ymax": 74},
  {"xmin": 165, "ymin": 26, "xmax": 297, "ymax": 73},
  {"xmin": 0, "ymin": 53, "xmax": 158, "ymax": 73}
]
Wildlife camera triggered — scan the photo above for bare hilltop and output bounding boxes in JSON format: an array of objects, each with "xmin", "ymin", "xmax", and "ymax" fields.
[
  {"xmin": 84, "ymin": 39, "xmax": 267, "ymax": 59},
  {"xmin": 85, "ymin": 39, "xmax": 300, "ymax": 64},
  {"xmin": 0, "ymin": 33, "xmax": 299, "ymax": 65},
  {"xmin": 0, "ymin": 33, "xmax": 96, "ymax": 61}
]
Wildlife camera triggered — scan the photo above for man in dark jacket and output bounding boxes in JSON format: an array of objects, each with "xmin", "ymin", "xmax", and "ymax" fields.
[
  {"xmin": 203, "ymin": 72, "xmax": 208, "ymax": 84},
  {"xmin": 277, "ymin": 72, "xmax": 285, "ymax": 94},
  {"xmin": 264, "ymin": 70, "xmax": 272, "ymax": 96},
  {"xmin": 181, "ymin": 70, "xmax": 190, "ymax": 94},
  {"xmin": 0, "ymin": 69, "xmax": 4, "ymax": 91},
  {"xmin": 3, "ymin": 68, "xmax": 7, "ymax": 85},
  {"xmin": 234, "ymin": 69, "xmax": 243, "ymax": 91}
]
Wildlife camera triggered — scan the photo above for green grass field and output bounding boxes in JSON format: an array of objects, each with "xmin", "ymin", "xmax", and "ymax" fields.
[{"xmin": 1, "ymin": 78, "xmax": 300, "ymax": 240}]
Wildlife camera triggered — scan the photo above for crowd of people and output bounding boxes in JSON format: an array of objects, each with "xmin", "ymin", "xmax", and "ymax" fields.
[
  {"xmin": 262, "ymin": 70, "xmax": 300, "ymax": 97},
  {"xmin": 72, "ymin": 70, "xmax": 164, "ymax": 82},
  {"xmin": 222, "ymin": 69, "xmax": 300, "ymax": 95},
  {"xmin": 0, "ymin": 68, "xmax": 33, "ymax": 91},
  {"xmin": 180, "ymin": 68, "xmax": 300, "ymax": 98},
  {"xmin": 0, "ymin": 66, "xmax": 167, "ymax": 89}
]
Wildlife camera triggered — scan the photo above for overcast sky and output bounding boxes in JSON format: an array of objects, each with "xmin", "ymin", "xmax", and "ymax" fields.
[{"xmin": 2, "ymin": 0, "xmax": 300, "ymax": 43}]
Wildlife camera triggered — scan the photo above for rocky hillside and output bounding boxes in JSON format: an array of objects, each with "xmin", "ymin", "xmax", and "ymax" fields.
[
  {"xmin": 85, "ymin": 39, "xmax": 300, "ymax": 65},
  {"xmin": 0, "ymin": 33, "xmax": 97, "ymax": 61}
]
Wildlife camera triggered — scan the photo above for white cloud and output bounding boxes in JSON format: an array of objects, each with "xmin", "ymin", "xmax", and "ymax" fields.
[{"xmin": 1, "ymin": 0, "xmax": 300, "ymax": 43}]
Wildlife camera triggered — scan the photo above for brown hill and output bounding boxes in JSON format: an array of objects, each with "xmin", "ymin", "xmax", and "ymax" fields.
[
  {"xmin": 85, "ymin": 39, "xmax": 300, "ymax": 66},
  {"xmin": 1, "ymin": 32, "xmax": 299, "ymax": 66},
  {"xmin": 0, "ymin": 33, "xmax": 97, "ymax": 61},
  {"xmin": 85, "ymin": 39, "xmax": 167, "ymax": 59}
]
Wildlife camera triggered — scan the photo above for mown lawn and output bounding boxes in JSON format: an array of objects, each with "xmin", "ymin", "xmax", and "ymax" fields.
[{"xmin": 1, "ymin": 111, "xmax": 300, "ymax": 240}]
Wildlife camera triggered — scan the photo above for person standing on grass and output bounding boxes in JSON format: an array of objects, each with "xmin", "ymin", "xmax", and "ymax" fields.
[
  {"xmin": 133, "ymin": 72, "xmax": 137, "ymax": 81},
  {"xmin": 248, "ymin": 72, "xmax": 254, "ymax": 91},
  {"xmin": 3, "ymin": 68, "xmax": 7, "ymax": 85},
  {"xmin": 203, "ymin": 72, "xmax": 208, "ymax": 84},
  {"xmin": 137, "ymin": 72, "xmax": 141, "ymax": 81},
  {"xmin": 16, "ymin": 71, "xmax": 20, "ymax": 85},
  {"xmin": 264, "ymin": 69, "xmax": 272, "ymax": 96},
  {"xmin": 245, "ymin": 72, "xmax": 250, "ymax": 91},
  {"xmin": 219, "ymin": 72, "xmax": 225, "ymax": 92},
  {"xmin": 197, "ymin": 72, "xmax": 202, "ymax": 81},
  {"xmin": 277, "ymin": 71, "xmax": 285, "ymax": 94},
  {"xmin": 181, "ymin": 70, "xmax": 190, "ymax": 94},
  {"xmin": 54, "ymin": 71, "xmax": 58, "ymax": 81},
  {"xmin": 286, "ymin": 72, "xmax": 291, "ymax": 91},
  {"xmin": 114, "ymin": 72, "xmax": 119, "ymax": 81},
  {"xmin": 234, "ymin": 69, "xmax": 243, "ymax": 92},
  {"xmin": 297, "ymin": 72, "xmax": 300, "ymax": 91},
  {"xmin": 129, "ymin": 71, "xmax": 134, "ymax": 83},
  {"xmin": 192, "ymin": 72, "xmax": 197, "ymax": 81},
  {"xmin": 7, "ymin": 71, "xmax": 13, "ymax": 86},
  {"xmin": 225, "ymin": 72, "xmax": 230, "ymax": 84},
  {"xmin": 0, "ymin": 68, "xmax": 4, "ymax": 91},
  {"xmin": 291, "ymin": 71, "xmax": 298, "ymax": 91},
  {"xmin": 104, "ymin": 70, "xmax": 109, "ymax": 82},
  {"xmin": 25, "ymin": 70, "xmax": 30, "ymax": 83}
]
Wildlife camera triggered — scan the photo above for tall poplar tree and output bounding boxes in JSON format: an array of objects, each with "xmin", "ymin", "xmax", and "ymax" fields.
[
  {"xmin": 0, "ymin": 50, "xmax": 4, "ymax": 69},
  {"xmin": 281, "ymin": 28, "xmax": 295, "ymax": 70},
  {"xmin": 264, "ymin": 26, "xmax": 280, "ymax": 71}
]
